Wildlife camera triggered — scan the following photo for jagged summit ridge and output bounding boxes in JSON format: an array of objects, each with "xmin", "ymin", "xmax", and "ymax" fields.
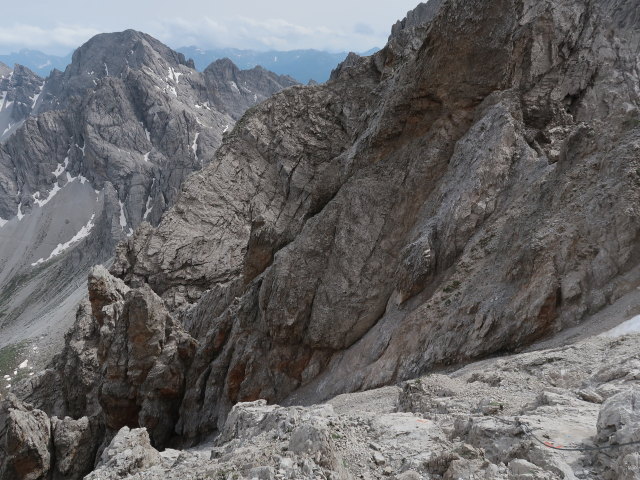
[{"xmin": 0, "ymin": 29, "xmax": 297, "ymax": 376}]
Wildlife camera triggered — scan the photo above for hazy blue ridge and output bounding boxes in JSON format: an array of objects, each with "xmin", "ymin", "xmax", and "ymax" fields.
[
  {"xmin": 0, "ymin": 45, "xmax": 381, "ymax": 84},
  {"xmin": 177, "ymin": 46, "xmax": 380, "ymax": 84},
  {"xmin": 0, "ymin": 49, "xmax": 73, "ymax": 76}
]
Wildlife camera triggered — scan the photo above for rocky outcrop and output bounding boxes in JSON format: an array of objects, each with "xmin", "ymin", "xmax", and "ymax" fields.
[
  {"xmin": 15, "ymin": 327, "xmax": 640, "ymax": 479},
  {"xmin": 103, "ymin": 0, "xmax": 640, "ymax": 445},
  {"xmin": 85, "ymin": 427, "xmax": 162, "ymax": 480},
  {"xmin": 595, "ymin": 388, "xmax": 640, "ymax": 480},
  {"xmin": 204, "ymin": 58, "xmax": 298, "ymax": 120},
  {"xmin": 0, "ymin": 63, "xmax": 10, "ymax": 79},
  {"xmin": 6, "ymin": 0, "xmax": 640, "ymax": 477},
  {"xmin": 0, "ymin": 395, "xmax": 51, "ymax": 480}
]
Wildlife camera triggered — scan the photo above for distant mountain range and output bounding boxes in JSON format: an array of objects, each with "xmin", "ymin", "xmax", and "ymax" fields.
[
  {"xmin": 0, "ymin": 46, "xmax": 380, "ymax": 84},
  {"xmin": 177, "ymin": 47, "xmax": 379, "ymax": 84},
  {"xmin": 0, "ymin": 49, "xmax": 72, "ymax": 76}
]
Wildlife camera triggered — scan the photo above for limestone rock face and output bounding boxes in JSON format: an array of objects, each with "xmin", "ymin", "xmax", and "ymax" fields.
[
  {"xmin": 107, "ymin": 0, "xmax": 640, "ymax": 444},
  {"xmin": 85, "ymin": 427, "xmax": 162, "ymax": 480},
  {"xmin": 0, "ymin": 395, "xmax": 51, "ymax": 480},
  {"xmin": 595, "ymin": 388, "xmax": 640, "ymax": 480},
  {"xmin": 11, "ymin": 332, "xmax": 639, "ymax": 479},
  {"xmin": 0, "ymin": 29, "xmax": 297, "ymax": 371},
  {"xmin": 0, "ymin": 64, "xmax": 44, "ymax": 141},
  {"xmin": 204, "ymin": 58, "xmax": 298, "ymax": 120},
  {"xmin": 51, "ymin": 416, "xmax": 102, "ymax": 480}
]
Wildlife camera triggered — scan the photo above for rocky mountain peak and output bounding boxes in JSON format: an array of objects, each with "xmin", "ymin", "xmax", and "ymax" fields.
[
  {"xmin": 0, "ymin": 63, "xmax": 43, "ymax": 140},
  {"xmin": 38, "ymin": 30, "xmax": 195, "ymax": 112},
  {"xmin": 0, "ymin": 28, "xmax": 297, "ymax": 396},
  {"xmin": 389, "ymin": 0, "xmax": 445, "ymax": 37},
  {"xmin": 203, "ymin": 57, "xmax": 298, "ymax": 119},
  {"xmin": 205, "ymin": 57, "xmax": 239, "ymax": 76},
  {"xmin": 0, "ymin": 62, "xmax": 10, "ymax": 78},
  {"xmin": 69, "ymin": 29, "xmax": 193, "ymax": 77}
]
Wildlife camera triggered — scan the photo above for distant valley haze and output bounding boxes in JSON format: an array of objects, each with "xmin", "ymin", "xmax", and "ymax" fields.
[{"xmin": 0, "ymin": 0, "xmax": 421, "ymax": 81}]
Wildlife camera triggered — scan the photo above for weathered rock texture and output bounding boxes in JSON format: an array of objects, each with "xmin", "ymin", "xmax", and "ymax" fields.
[
  {"xmin": 0, "ymin": 30, "xmax": 297, "ymax": 366},
  {"xmin": 17, "ymin": 329, "xmax": 640, "ymax": 479},
  {"xmin": 107, "ymin": 0, "xmax": 640, "ymax": 444},
  {"xmin": 5, "ymin": 0, "xmax": 640, "ymax": 478},
  {"xmin": 0, "ymin": 64, "xmax": 44, "ymax": 139}
]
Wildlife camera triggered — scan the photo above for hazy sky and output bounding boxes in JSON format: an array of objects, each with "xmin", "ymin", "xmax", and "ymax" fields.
[{"xmin": 0, "ymin": 0, "xmax": 423, "ymax": 54}]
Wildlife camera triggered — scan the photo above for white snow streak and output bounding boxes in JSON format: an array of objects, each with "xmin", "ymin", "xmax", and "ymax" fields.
[
  {"xmin": 31, "ymin": 214, "xmax": 96, "ymax": 266},
  {"xmin": 119, "ymin": 201, "xmax": 127, "ymax": 229},
  {"xmin": 191, "ymin": 132, "xmax": 199, "ymax": 159},
  {"xmin": 31, "ymin": 84, "xmax": 44, "ymax": 108},
  {"xmin": 33, "ymin": 182, "xmax": 61, "ymax": 207},
  {"xmin": 143, "ymin": 195, "xmax": 153, "ymax": 221},
  {"xmin": 602, "ymin": 315, "xmax": 640, "ymax": 338},
  {"xmin": 168, "ymin": 67, "xmax": 182, "ymax": 84}
]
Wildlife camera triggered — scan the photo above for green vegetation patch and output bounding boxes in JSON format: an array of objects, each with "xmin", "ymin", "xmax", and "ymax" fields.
[{"xmin": 0, "ymin": 340, "xmax": 33, "ymax": 391}]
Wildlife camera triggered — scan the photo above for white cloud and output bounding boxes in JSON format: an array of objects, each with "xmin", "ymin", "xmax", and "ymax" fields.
[
  {"xmin": 148, "ymin": 16, "xmax": 386, "ymax": 52},
  {"xmin": 0, "ymin": 24, "xmax": 100, "ymax": 52},
  {"xmin": 0, "ymin": 15, "xmax": 390, "ymax": 55}
]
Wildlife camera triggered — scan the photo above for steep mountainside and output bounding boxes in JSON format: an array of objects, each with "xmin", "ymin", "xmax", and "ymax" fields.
[
  {"xmin": 0, "ymin": 30, "xmax": 296, "ymax": 362},
  {"xmin": 0, "ymin": 64, "xmax": 44, "ymax": 140},
  {"xmin": 3, "ymin": 0, "xmax": 640, "ymax": 478},
  {"xmin": 108, "ymin": 0, "xmax": 640, "ymax": 437}
]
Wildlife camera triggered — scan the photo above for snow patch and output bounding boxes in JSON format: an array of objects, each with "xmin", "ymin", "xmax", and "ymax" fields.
[
  {"xmin": 191, "ymin": 132, "xmax": 199, "ymax": 159},
  {"xmin": 104, "ymin": 63, "xmax": 109, "ymax": 76},
  {"xmin": 168, "ymin": 67, "xmax": 183, "ymax": 84},
  {"xmin": 18, "ymin": 360, "xmax": 28, "ymax": 369},
  {"xmin": 223, "ymin": 124, "xmax": 230, "ymax": 134},
  {"xmin": 119, "ymin": 201, "xmax": 127, "ymax": 230},
  {"xmin": 143, "ymin": 195, "xmax": 153, "ymax": 221},
  {"xmin": 602, "ymin": 315, "xmax": 640, "ymax": 338},
  {"xmin": 66, "ymin": 171, "xmax": 89, "ymax": 184},
  {"xmin": 229, "ymin": 81, "xmax": 240, "ymax": 93},
  {"xmin": 52, "ymin": 157, "xmax": 69, "ymax": 177},
  {"xmin": 165, "ymin": 85, "xmax": 177, "ymax": 97},
  {"xmin": 143, "ymin": 151, "xmax": 151, "ymax": 162},
  {"xmin": 16, "ymin": 202, "xmax": 24, "ymax": 220},
  {"xmin": 32, "ymin": 214, "xmax": 96, "ymax": 266},
  {"xmin": 32, "ymin": 181, "xmax": 61, "ymax": 207},
  {"xmin": 0, "ymin": 217, "xmax": 6, "ymax": 228},
  {"xmin": 31, "ymin": 84, "xmax": 44, "ymax": 108}
]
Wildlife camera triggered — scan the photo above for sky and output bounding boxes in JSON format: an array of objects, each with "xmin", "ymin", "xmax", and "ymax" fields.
[{"xmin": 0, "ymin": 0, "xmax": 424, "ymax": 55}]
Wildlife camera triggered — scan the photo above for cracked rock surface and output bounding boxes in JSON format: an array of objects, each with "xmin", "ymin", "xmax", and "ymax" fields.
[
  {"xmin": 0, "ymin": 30, "xmax": 297, "ymax": 368},
  {"xmin": 4, "ymin": 0, "xmax": 640, "ymax": 478}
]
